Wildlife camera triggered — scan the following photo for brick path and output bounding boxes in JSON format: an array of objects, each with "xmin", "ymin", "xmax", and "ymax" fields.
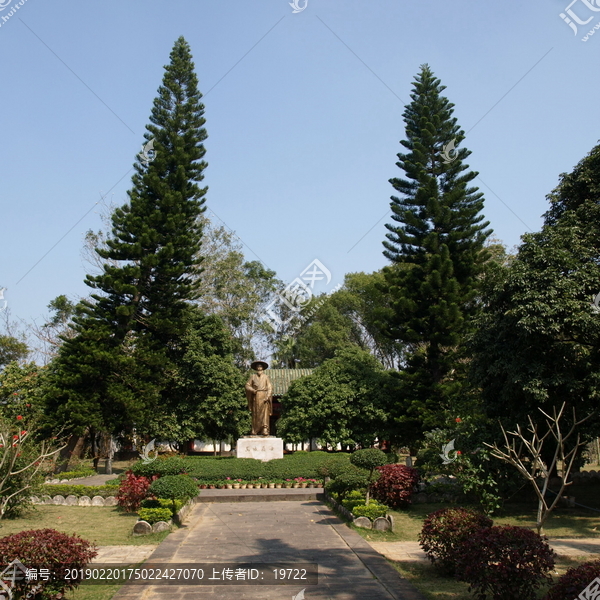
[{"xmin": 110, "ymin": 501, "xmax": 425, "ymax": 600}]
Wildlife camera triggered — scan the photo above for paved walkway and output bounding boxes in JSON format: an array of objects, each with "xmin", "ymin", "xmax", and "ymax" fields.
[
  {"xmin": 46, "ymin": 474, "xmax": 118, "ymax": 486},
  {"xmin": 93, "ymin": 546, "xmax": 158, "ymax": 563},
  {"xmin": 368, "ymin": 538, "xmax": 600, "ymax": 562},
  {"xmin": 110, "ymin": 501, "xmax": 425, "ymax": 600}
]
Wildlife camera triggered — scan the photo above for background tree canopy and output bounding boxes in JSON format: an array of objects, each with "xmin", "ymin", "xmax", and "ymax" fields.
[
  {"xmin": 277, "ymin": 347, "xmax": 389, "ymax": 448},
  {"xmin": 470, "ymin": 143, "xmax": 600, "ymax": 447}
]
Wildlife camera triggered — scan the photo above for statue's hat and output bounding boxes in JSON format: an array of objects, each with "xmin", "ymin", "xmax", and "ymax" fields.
[{"xmin": 250, "ymin": 360, "xmax": 269, "ymax": 371}]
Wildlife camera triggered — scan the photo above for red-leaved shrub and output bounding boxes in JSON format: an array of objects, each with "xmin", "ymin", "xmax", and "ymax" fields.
[
  {"xmin": 455, "ymin": 525, "xmax": 556, "ymax": 600},
  {"xmin": 0, "ymin": 528, "xmax": 97, "ymax": 599},
  {"xmin": 544, "ymin": 559, "xmax": 600, "ymax": 600},
  {"xmin": 418, "ymin": 507, "xmax": 493, "ymax": 574},
  {"xmin": 370, "ymin": 464, "xmax": 418, "ymax": 508},
  {"xmin": 116, "ymin": 470, "xmax": 154, "ymax": 512}
]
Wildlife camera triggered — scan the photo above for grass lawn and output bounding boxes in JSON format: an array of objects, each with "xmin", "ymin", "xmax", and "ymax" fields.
[
  {"xmin": 0, "ymin": 505, "xmax": 170, "ymax": 546},
  {"xmin": 66, "ymin": 583, "xmax": 124, "ymax": 600},
  {"xmin": 357, "ymin": 503, "xmax": 600, "ymax": 543},
  {"xmin": 390, "ymin": 555, "xmax": 593, "ymax": 600}
]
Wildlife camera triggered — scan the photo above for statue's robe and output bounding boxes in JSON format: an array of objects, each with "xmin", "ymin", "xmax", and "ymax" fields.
[{"xmin": 245, "ymin": 372, "xmax": 273, "ymax": 435}]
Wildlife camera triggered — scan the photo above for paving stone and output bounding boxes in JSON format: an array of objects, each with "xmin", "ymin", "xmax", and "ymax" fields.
[{"xmin": 112, "ymin": 501, "xmax": 427, "ymax": 600}]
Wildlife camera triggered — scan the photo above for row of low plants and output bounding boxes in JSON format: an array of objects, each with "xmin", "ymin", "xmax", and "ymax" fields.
[
  {"xmin": 178, "ymin": 451, "xmax": 352, "ymax": 481},
  {"xmin": 196, "ymin": 477, "xmax": 321, "ymax": 488},
  {"xmin": 46, "ymin": 467, "xmax": 97, "ymax": 481},
  {"xmin": 418, "ymin": 506, "xmax": 600, "ymax": 600},
  {"xmin": 39, "ymin": 481, "xmax": 120, "ymax": 498}
]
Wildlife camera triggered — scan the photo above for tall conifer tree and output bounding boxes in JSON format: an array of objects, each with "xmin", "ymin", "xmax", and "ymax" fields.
[
  {"xmin": 382, "ymin": 65, "xmax": 490, "ymax": 444},
  {"xmin": 46, "ymin": 37, "xmax": 208, "ymax": 438}
]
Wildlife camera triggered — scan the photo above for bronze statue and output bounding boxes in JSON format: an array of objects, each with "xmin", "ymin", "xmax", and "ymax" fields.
[{"xmin": 245, "ymin": 360, "xmax": 273, "ymax": 436}]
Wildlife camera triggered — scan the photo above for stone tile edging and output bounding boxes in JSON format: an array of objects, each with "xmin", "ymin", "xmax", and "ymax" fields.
[{"xmin": 322, "ymin": 489, "xmax": 394, "ymax": 532}]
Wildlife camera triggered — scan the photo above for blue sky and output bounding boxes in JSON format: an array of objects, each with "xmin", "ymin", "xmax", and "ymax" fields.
[{"xmin": 1, "ymin": 0, "xmax": 599, "ymax": 330}]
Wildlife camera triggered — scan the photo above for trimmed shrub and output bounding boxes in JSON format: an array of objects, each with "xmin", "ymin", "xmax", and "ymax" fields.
[
  {"xmin": 350, "ymin": 448, "xmax": 388, "ymax": 472},
  {"xmin": 148, "ymin": 475, "xmax": 198, "ymax": 513},
  {"xmin": 316, "ymin": 455, "xmax": 352, "ymax": 484},
  {"xmin": 185, "ymin": 451, "xmax": 342, "ymax": 482},
  {"xmin": 140, "ymin": 498, "xmax": 184, "ymax": 514},
  {"xmin": 0, "ymin": 528, "xmax": 97, "ymax": 599},
  {"xmin": 131, "ymin": 456, "xmax": 187, "ymax": 478},
  {"xmin": 352, "ymin": 500, "xmax": 388, "ymax": 520},
  {"xmin": 138, "ymin": 508, "xmax": 172, "ymax": 525},
  {"xmin": 51, "ymin": 468, "xmax": 96, "ymax": 480},
  {"xmin": 370, "ymin": 464, "xmax": 419, "ymax": 508},
  {"xmin": 341, "ymin": 490, "xmax": 367, "ymax": 512},
  {"xmin": 419, "ymin": 507, "xmax": 493, "ymax": 574},
  {"xmin": 116, "ymin": 471, "xmax": 153, "ymax": 512},
  {"xmin": 544, "ymin": 559, "xmax": 600, "ymax": 600},
  {"xmin": 325, "ymin": 466, "xmax": 369, "ymax": 500},
  {"xmin": 40, "ymin": 484, "xmax": 118, "ymax": 498},
  {"xmin": 455, "ymin": 525, "xmax": 556, "ymax": 600}
]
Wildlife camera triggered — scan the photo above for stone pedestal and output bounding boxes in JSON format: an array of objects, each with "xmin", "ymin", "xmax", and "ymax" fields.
[{"xmin": 236, "ymin": 436, "xmax": 284, "ymax": 462}]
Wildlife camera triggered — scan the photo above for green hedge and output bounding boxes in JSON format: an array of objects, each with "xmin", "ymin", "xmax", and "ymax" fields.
[
  {"xmin": 40, "ymin": 484, "xmax": 118, "ymax": 498},
  {"xmin": 183, "ymin": 452, "xmax": 348, "ymax": 481},
  {"xmin": 49, "ymin": 469, "xmax": 96, "ymax": 481},
  {"xmin": 130, "ymin": 456, "xmax": 187, "ymax": 478},
  {"xmin": 138, "ymin": 508, "xmax": 172, "ymax": 524},
  {"xmin": 140, "ymin": 498, "xmax": 184, "ymax": 514},
  {"xmin": 352, "ymin": 500, "xmax": 389, "ymax": 520}
]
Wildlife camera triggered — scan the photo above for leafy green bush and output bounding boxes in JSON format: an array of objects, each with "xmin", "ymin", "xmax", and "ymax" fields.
[
  {"xmin": 137, "ymin": 508, "xmax": 173, "ymax": 524},
  {"xmin": 350, "ymin": 448, "xmax": 388, "ymax": 471},
  {"xmin": 140, "ymin": 498, "xmax": 184, "ymax": 514},
  {"xmin": 341, "ymin": 490, "xmax": 367, "ymax": 512},
  {"xmin": 51, "ymin": 468, "xmax": 96, "ymax": 480},
  {"xmin": 131, "ymin": 456, "xmax": 187, "ymax": 478},
  {"xmin": 148, "ymin": 475, "xmax": 198, "ymax": 513},
  {"xmin": 316, "ymin": 455, "xmax": 352, "ymax": 483},
  {"xmin": 352, "ymin": 500, "xmax": 388, "ymax": 520},
  {"xmin": 325, "ymin": 466, "xmax": 369, "ymax": 500},
  {"xmin": 40, "ymin": 484, "xmax": 118, "ymax": 498},
  {"xmin": 350, "ymin": 449, "xmax": 387, "ymax": 504},
  {"xmin": 185, "ymin": 452, "xmax": 340, "ymax": 481}
]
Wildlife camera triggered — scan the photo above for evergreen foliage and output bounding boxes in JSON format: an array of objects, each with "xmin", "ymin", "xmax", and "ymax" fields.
[
  {"xmin": 276, "ymin": 347, "xmax": 389, "ymax": 448},
  {"xmin": 45, "ymin": 37, "xmax": 209, "ymax": 437},
  {"xmin": 380, "ymin": 64, "xmax": 491, "ymax": 446},
  {"xmin": 470, "ymin": 143, "xmax": 600, "ymax": 444}
]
